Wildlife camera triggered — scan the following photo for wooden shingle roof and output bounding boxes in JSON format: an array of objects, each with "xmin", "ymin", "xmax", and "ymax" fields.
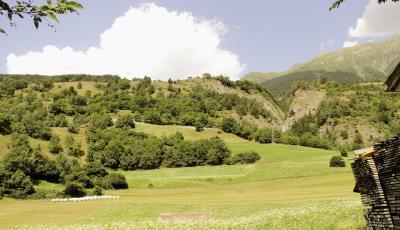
[{"xmin": 385, "ymin": 62, "xmax": 400, "ymax": 92}]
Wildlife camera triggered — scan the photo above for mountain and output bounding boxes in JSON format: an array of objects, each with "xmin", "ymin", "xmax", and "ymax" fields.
[
  {"xmin": 240, "ymin": 72, "xmax": 280, "ymax": 84},
  {"xmin": 243, "ymin": 35, "xmax": 400, "ymax": 96}
]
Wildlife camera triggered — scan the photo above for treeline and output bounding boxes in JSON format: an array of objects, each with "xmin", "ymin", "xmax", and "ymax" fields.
[
  {"xmin": 0, "ymin": 134, "xmax": 128, "ymax": 199},
  {"xmin": 220, "ymin": 116, "xmax": 332, "ymax": 150},
  {"xmin": 0, "ymin": 75, "xmax": 275, "ymax": 140},
  {"xmin": 86, "ymin": 125, "xmax": 253, "ymax": 170}
]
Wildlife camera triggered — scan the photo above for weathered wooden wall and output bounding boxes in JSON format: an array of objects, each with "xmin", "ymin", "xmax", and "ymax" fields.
[{"xmin": 352, "ymin": 136, "xmax": 400, "ymax": 229}]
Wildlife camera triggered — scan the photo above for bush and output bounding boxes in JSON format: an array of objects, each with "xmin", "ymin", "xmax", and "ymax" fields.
[
  {"xmin": 340, "ymin": 149, "xmax": 348, "ymax": 157},
  {"xmin": 195, "ymin": 122, "xmax": 205, "ymax": 132},
  {"xmin": 103, "ymin": 173, "xmax": 128, "ymax": 189},
  {"xmin": 277, "ymin": 134, "xmax": 299, "ymax": 145},
  {"xmin": 49, "ymin": 135, "xmax": 63, "ymax": 154},
  {"xmin": 330, "ymin": 156, "xmax": 346, "ymax": 167},
  {"xmin": 221, "ymin": 117, "xmax": 236, "ymax": 133},
  {"xmin": 227, "ymin": 151, "xmax": 261, "ymax": 165},
  {"xmin": 64, "ymin": 135, "xmax": 85, "ymax": 157},
  {"xmin": 67, "ymin": 123, "xmax": 79, "ymax": 134},
  {"xmin": 3, "ymin": 170, "xmax": 35, "ymax": 199},
  {"xmin": 115, "ymin": 114, "xmax": 135, "ymax": 129},
  {"xmin": 83, "ymin": 161, "xmax": 108, "ymax": 178},
  {"xmin": 299, "ymin": 134, "xmax": 330, "ymax": 150},
  {"xmin": 93, "ymin": 186, "xmax": 103, "ymax": 196},
  {"xmin": 254, "ymin": 128, "xmax": 274, "ymax": 143},
  {"xmin": 64, "ymin": 182, "xmax": 86, "ymax": 197}
]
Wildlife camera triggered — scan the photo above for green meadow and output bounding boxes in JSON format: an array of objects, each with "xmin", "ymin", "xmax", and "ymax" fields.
[{"xmin": 0, "ymin": 123, "xmax": 365, "ymax": 229}]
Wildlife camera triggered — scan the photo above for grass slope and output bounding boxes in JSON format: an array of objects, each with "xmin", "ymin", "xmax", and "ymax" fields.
[{"xmin": 0, "ymin": 123, "xmax": 364, "ymax": 229}]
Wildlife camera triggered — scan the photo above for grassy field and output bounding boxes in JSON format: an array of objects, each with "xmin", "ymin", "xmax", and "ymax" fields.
[{"xmin": 0, "ymin": 123, "xmax": 365, "ymax": 229}]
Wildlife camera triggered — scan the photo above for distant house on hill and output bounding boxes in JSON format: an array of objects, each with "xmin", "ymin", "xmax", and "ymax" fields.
[{"xmin": 385, "ymin": 62, "xmax": 400, "ymax": 92}]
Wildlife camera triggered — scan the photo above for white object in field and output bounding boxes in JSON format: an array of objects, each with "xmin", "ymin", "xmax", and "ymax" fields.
[{"xmin": 51, "ymin": 195, "xmax": 120, "ymax": 202}]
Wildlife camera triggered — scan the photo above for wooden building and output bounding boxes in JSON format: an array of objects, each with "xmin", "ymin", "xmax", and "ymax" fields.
[
  {"xmin": 352, "ymin": 137, "xmax": 400, "ymax": 229},
  {"xmin": 385, "ymin": 62, "xmax": 400, "ymax": 92}
]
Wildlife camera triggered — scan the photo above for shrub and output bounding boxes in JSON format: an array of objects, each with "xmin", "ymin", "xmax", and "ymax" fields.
[
  {"xmin": 67, "ymin": 123, "xmax": 79, "ymax": 134},
  {"xmin": 352, "ymin": 131, "xmax": 364, "ymax": 150},
  {"xmin": 277, "ymin": 134, "xmax": 299, "ymax": 145},
  {"xmin": 329, "ymin": 156, "xmax": 346, "ymax": 167},
  {"xmin": 64, "ymin": 182, "xmax": 86, "ymax": 197},
  {"xmin": 3, "ymin": 170, "xmax": 35, "ymax": 199},
  {"xmin": 90, "ymin": 114, "xmax": 113, "ymax": 130},
  {"xmin": 49, "ymin": 135, "xmax": 62, "ymax": 154},
  {"xmin": 227, "ymin": 151, "xmax": 261, "ymax": 165},
  {"xmin": 103, "ymin": 173, "xmax": 128, "ymax": 189},
  {"xmin": 254, "ymin": 128, "xmax": 273, "ymax": 143},
  {"xmin": 340, "ymin": 149, "xmax": 348, "ymax": 157},
  {"xmin": 115, "ymin": 114, "xmax": 135, "ymax": 129},
  {"xmin": 221, "ymin": 117, "xmax": 236, "ymax": 133},
  {"xmin": 93, "ymin": 186, "xmax": 103, "ymax": 196},
  {"xmin": 64, "ymin": 135, "xmax": 85, "ymax": 157},
  {"xmin": 83, "ymin": 161, "xmax": 108, "ymax": 178},
  {"xmin": 195, "ymin": 122, "xmax": 205, "ymax": 132},
  {"xmin": 299, "ymin": 134, "xmax": 330, "ymax": 150}
]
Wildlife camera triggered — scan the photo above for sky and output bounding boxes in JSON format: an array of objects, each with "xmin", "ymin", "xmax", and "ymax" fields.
[{"xmin": 1, "ymin": 0, "xmax": 400, "ymax": 80}]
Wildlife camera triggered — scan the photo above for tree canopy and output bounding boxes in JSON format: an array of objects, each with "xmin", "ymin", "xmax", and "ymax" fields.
[
  {"xmin": 0, "ymin": 0, "xmax": 83, "ymax": 34},
  {"xmin": 330, "ymin": 0, "xmax": 399, "ymax": 10}
]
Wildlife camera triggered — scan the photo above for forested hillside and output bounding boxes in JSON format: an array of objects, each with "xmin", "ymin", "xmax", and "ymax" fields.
[
  {"xmin": 282, "ymin": 80, "xmax": 400, "ymax": 150},
  {"xmin": 243, "ymin": 35, "xmax": 400, "ymax": 96},
  {"xmin": 0, "ymin": 73, "xmax": 398, "ymax": 200},
  {"xmin": 0, "ymin": 74, "xmax": 278, "ymax": 198}
]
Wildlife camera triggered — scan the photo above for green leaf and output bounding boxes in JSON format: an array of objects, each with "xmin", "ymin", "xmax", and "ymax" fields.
[
  {"xmin": 47, "ymin": 12, "xmax": 59, "ymax": 22},
  {"xmin": 0, "ymin": 27, "xmax": 7, "ymax": 35},
  {"xmin": 66, "ymin": 1, "xmax": 83, "ymax": 9},
  {"xmin": 329, "ymin": 0, "xmax": 345, "ymax": 10}
]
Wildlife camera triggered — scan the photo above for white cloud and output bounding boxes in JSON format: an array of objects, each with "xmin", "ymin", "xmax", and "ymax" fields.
[
  {"xmin": 349, "ymin": 0, "xmax": 400, "ymax": 38},
  {"xmin": 343, "ymin": 40, "xmax": 359, "ymax": 48},
  {"xmin": 320, "ymin": 38, "xmax": 335, "ymax": 51},
  {"xmin": 6, "ymin": 3, "xmax": 244, "ymax": 80}
]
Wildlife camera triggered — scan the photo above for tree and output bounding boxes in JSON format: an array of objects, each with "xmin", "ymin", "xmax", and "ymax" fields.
[
  {"xmin": 115, "ymin": 114, "xmax": 135, "ymax": 129},
  {"xmin": 2, "ymin": 170, "xmax": 35, "ymax": 199},
  {"xmin": 206, "ymin": 137, "xmax": 231, "ymax": 165},
  {"xmin": 90, "ymin": 113, "xmax": 113, "ymax": 130},
  {"xmin": 64, "ymin": 135, "xmax": 84, "ymax": 157},
  {"xmin": 0, "ymin": 113, "xmax": 11, "ymax": 135},
  {"xmin": 330, "ymin": 0, "xmax": 398, "ymax": 10},
  {"xmin": 103, "ymin": 173, "xmax": 128, "ymax": 189},
  {"xmin": 0, "ymin": 0, "xmax": 83, "ymax": 34},
  {"xmin": 49, "ymin": 135, "xmax": 63, "ymax": 154}
]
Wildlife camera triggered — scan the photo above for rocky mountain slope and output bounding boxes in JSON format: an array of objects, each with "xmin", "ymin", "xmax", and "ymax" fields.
[{"xmin": 243, "ymin": 35, "xmax": 400, "ymax": 96}]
